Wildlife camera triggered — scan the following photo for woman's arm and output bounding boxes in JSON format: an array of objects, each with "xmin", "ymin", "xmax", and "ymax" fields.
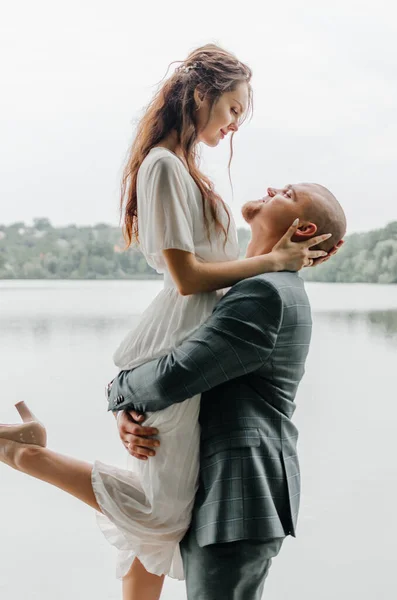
[{"xmin": 164, "ymin": 220, "xmax": 331, "ymax": 295}]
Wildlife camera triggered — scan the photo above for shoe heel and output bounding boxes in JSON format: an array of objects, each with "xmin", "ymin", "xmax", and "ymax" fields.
[{"xmin": 15, "ymin": 401, "xmax": 37, "ymax": 423}]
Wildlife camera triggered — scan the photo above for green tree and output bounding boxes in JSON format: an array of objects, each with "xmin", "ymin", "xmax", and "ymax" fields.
[
  {"xmin": 2, "ymin": 220, "xmax": 397, "ymax": 283},
  {"xmin": 33, "ymin": 218, "xmax": 52, "ymax": 231}
]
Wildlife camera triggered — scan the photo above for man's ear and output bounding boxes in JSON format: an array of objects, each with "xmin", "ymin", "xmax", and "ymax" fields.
[{"xmin": 295, "ymin": 222, "xmax": 317, "ymax": 238}]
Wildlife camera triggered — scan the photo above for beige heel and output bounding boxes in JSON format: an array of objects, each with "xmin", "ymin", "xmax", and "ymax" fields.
[
  {"xmin": 15, "ymin": 401, "xmax": 37, "ymax": 423},
  {"xmin": 0, "ymin": 402, "xmax": 48, "ymax": 447}
]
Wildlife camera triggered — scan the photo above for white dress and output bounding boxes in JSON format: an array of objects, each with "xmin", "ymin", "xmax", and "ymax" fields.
[{"xmin": 91, "ymin": 147, "xmax": 240, "ymax": 580}]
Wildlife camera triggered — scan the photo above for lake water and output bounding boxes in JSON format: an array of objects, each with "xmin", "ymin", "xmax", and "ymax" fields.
[{"xmin": 0, "ymin": 280, "xmax": 396, "ymax": 599}]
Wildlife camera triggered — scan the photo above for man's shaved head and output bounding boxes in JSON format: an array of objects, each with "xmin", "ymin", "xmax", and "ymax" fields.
[
  {"xmin": 241, "ymin": 181, "xmax": 347, "ymax": 257},
  {"xmin": 299, "ymin": 183, "xmax": 347, "ymax": 252}
]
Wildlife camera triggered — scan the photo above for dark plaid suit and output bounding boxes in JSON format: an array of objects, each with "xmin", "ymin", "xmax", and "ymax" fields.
[{"xmin": 108, "ymin": 271, "xmax": 312, "ymax": 598}]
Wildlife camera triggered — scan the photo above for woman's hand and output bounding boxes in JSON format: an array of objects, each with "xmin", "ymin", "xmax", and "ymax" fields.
[
  {"xmin": 270, "ymin": 219, "xmax": 332, "ymax": 271},
  {"xmin": 310, "ymin": 239, "xmax": 345, "ymax": 267}
]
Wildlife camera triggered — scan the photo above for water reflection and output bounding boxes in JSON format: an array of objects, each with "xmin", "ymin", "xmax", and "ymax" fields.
[
  {"xmin": 0, "ymin": 315, "xmax": 135, "ymax": 339},
  {"xmin": 2, "ymin": 311, "xmax": 397, "ymax": 346},
  {"xmin": 367, "ymin": 310, "xmax": 397, "ymax": 339},
  {"xmin": 316, "ymin": 310, "xmax": 397, "ymax": 345}
]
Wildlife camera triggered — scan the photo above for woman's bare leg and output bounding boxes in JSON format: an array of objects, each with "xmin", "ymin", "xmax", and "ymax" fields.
[
  {"xmin": 122, "ymin": 558, "xmax": 165, "ymax": 600},
  {"xmin": 0, "ymin": 438, "xmax": 101, "ymax": 511},
  {"xmin": 1, "ymin": 439, "xmax": 165, "ymax": 599}
]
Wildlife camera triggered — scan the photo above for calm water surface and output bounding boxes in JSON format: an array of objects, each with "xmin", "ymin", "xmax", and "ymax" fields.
[{"xmin": 0, "ymin": 280, "xmax": 396, "ymax": 599}]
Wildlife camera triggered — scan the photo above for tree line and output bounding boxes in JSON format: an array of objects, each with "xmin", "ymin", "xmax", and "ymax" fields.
[
  {"xmin": 0, "ymin": 218, "xmax": 396, "ymax": 283},
  {"xmin": 301, "ymin": 221, "xmax": 397, "ymax": 284}
]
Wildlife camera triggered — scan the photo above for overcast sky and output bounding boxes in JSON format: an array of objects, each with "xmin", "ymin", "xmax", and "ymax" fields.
[{"xmin": 1, "ymin": 0, "xmax": 396, "ymax": 233}]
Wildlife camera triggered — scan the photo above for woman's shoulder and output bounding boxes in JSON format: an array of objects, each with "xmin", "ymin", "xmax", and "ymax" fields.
[
  {"xmin": 139, "ymin": 147, "xmax": 186, "ymax": 178},
  {"xmin": 138, "ymin": 147, "xmax": 202, "ymax": 208}
]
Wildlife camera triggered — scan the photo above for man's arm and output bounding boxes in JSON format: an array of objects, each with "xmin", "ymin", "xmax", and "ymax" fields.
[{"xmin": 108, "ymin": 278, "xmax": 283, "ymax": 413}]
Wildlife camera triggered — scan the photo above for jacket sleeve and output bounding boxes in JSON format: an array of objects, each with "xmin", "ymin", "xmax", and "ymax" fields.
[{"xmin": 108, "ymin": 278, "xmax": 283, "ymax": 413}]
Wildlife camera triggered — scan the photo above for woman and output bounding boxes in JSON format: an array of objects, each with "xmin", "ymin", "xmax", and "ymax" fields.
[{"xmin": 0, "ymin": 44, "xmax": 330, "ymax": 600}]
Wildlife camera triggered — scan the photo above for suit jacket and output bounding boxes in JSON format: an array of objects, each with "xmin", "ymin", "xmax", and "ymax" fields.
[{"xmin": 108, "ymin": 271, "xmax": 312, "ymax": 546}]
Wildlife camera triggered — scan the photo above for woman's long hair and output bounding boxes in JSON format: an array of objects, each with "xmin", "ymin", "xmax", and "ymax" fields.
[{"xmin": 120, "ymin": 44, "xmax": 253, "ymax": 247}]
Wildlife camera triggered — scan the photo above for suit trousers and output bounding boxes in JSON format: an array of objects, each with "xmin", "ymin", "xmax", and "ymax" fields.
[{"xmin": 180, "ymin": 529, "xmax": 285, "ymax": 600}]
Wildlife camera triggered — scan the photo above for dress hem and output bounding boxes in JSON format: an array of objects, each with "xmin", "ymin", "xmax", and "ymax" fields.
[{"xmin": 91, "ymin": 462, "xmax": 186, "ymax": 581}]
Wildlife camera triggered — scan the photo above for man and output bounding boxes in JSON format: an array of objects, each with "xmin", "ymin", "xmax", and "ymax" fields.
[{"xmin": 108, "ymin": 183, "xmax": 346, "ymax": 599}]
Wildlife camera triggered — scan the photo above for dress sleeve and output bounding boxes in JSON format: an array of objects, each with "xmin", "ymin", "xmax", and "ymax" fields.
[{"xmin": 138, "ymin": 156, "xmax": 196, "ymax": 263}]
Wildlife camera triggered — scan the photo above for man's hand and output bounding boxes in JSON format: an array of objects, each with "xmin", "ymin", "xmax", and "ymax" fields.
[{"xmin": 116, "ymin": 410, "xmax": 160, "ymax": 460}]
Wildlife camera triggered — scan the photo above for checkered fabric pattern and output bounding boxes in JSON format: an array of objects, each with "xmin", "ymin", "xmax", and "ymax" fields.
[{"xmin": 109, "ymin": 271, "xmax": 312, "ymax": 546}]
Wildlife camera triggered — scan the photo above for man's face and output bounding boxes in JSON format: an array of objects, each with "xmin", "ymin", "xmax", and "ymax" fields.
[{"xmin": 242, "ymin": 183, "xmax": 316, "ymax": 237}]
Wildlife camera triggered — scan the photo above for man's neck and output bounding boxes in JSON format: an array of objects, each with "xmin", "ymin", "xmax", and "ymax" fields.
[{"xmin": 245, "ymin": 224, "xmax": 278, "ymax": 258}]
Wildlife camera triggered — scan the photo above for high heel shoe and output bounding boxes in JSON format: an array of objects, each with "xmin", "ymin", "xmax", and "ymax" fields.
[{"xmin": 0, "ymin": 402, "xmax": 47, "ymax": 447}]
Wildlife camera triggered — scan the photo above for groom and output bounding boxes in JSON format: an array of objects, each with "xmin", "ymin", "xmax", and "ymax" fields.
[{"xmin": 108, "ymin": 183, "xmax": 346, "ymax": 599}]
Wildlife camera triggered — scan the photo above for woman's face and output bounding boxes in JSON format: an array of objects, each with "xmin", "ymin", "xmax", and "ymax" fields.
[{"xmin": 195, "ymin": 82, "xmax": 249, "ymax": 147}]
